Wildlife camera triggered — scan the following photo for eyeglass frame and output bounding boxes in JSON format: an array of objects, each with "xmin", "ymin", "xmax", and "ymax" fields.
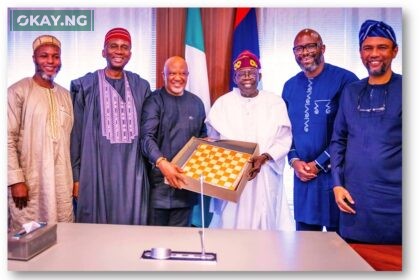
[
  {"xmin": 234, "ymin": 68, "xmax": 260, "ymax": 79},
  {"xmin": 357, "ymin": 88, "xmax": 388, "ymax": 113},
  {"xmin": 292, "ymin": 43, "xmax": 320, "ymax": 55}
]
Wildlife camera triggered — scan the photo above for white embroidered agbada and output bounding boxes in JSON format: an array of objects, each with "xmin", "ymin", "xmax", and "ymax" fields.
[
  {"xmin": 206, "ymin": 88, "xmax": 294, "ymax": 231},
  {"xmin": 8, "ymin": 78, "xmax": 74, "ymax": 231}
]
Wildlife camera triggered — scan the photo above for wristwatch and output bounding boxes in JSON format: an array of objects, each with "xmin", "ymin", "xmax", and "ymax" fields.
[{"xmin": 155, "ymin": 156, "xmax": 167, "ymax": 167}]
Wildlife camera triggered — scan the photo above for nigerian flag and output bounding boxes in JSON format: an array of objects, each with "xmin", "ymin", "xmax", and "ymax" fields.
[
  {"xmin": 230, "ymin": 8, "xmax": 260, "ymax": 90},
  {"xmin": 185, "ymin": 8, "xmax": 212, "ymax": 227},
  {"xmin": 185, "ymin": 8, "xmax": 210, "ymax": 115}
]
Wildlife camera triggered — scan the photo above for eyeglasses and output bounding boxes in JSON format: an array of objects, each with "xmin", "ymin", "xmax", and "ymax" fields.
[
  {"xmin": 235, "ymin": 69, "xmax": 259, "ymax": 79},
  {"xmin": 292, "ymin": 43, "xmax": 319, "ymax": 55},
  {"xmin": 357, "ymin": 88, "xmax": 387, "ymax": 113}
]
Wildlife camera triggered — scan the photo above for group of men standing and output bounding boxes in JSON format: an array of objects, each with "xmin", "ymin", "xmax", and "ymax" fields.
[{"xmin": 8, "ymin": 19, "xmax": 401, "ymax": 246}]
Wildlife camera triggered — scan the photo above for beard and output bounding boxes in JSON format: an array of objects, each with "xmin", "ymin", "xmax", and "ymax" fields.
[
  {"xmin": 367, "ymin": 63, "xmax": 387, "ymax": 77},
  {"xmin": 35, "ymin": 63, "xmax": 61, "ymax": 82},
  {"xmin": 297, "ymin": 53, "xmax": 323, "ymax": 73},
  {"xmin": 41, "ymin": 72, "xmax": 57, "ymax": 81}
]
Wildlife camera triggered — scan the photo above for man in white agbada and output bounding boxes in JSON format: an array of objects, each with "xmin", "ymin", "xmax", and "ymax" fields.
[
  {"xmin": 206, "ymin": 50, "xmax": 294, "ymax": 231},
  {"xmin": 8, "ymin": 35, "xmax": 74, "ymax": 231}
]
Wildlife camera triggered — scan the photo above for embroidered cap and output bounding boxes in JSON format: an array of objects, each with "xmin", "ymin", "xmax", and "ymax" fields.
[
  {"xmin": 104, "ymin": 27, "xmax": 131, "ymax": 46},
  {"xmin": 233, "ymin": 50, "xmax": 261, "ymax": 71},
  {"xmin": 32, "ymin": 35, "xmax": 61, "ymax": 52},
  {"xmin": 359, "ymin": 19, "xmax": 397, "ymax": 47}
]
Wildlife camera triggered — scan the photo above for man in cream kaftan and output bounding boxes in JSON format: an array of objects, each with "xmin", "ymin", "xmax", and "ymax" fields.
[
  {"xmin": 8, "ymin": 35, "xmax": 74, "ymax": 231},
  {"xmin": 206, "ymin": 51, "xmax": 294, "ymax": 231}
]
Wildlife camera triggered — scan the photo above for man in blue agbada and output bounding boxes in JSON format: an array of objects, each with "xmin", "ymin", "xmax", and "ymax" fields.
[
  {"xmin": 282, "ymin": 29, "xmax": 358, "ymax": 232},
  {"xmin": 70, "ymin": 28, "xmax": 151, "ymax": 225},
  {"xmin": 330, "ymin": 20, "xmax": 402, "ymax": 244}
]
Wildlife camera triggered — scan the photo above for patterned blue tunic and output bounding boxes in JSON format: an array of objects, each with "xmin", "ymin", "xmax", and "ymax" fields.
[{"xmin": 282, "ymin": 63, "xmax": 358, "ymax": 227}]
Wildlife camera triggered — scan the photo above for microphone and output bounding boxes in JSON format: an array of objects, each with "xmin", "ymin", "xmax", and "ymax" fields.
[{"xmin": 199, "ymin": 175, "xmax": 206, "ymax": 258}]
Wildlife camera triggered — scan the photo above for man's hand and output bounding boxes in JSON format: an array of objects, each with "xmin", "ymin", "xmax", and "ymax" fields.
[
  {"xmin": 292, "ymin": 160, "xmax": 317, "ymax": 182},
  {"xmin": 333, "ymin": 186, "xmax": 356, "ymax": 214},
  {"xmin": 10, "ymin": 182, "xmax": 29, "ymax": 210},
  {"xmin": 307, "ymin": 161, "xmax": 320, "ymax": 175},
  {"xmin": 248, "ymin": 154, "xmax": 270, "ymax": 181},
  {"xmin": 158, "ymin": 160, "xmax": 187, "ymax": 189}
]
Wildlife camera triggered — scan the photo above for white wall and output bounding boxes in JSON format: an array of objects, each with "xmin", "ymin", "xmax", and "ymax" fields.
[{"xmin": 7, "ymin": 8, "xmax": 156, "ymax": 89}]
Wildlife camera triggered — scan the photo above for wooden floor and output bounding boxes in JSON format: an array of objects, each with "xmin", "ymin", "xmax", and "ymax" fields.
[{"xmin": 349, "ymin": 244, "xmax": 402, "ymax": 271}]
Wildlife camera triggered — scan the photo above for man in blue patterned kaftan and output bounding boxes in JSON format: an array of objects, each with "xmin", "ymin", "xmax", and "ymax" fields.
[{"xmin": 282, "ymin": 29, "xmax": 358, "ymax": 232}]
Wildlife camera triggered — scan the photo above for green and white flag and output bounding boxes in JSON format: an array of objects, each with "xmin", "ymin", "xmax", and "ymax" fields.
[
  {"xmin": 185, "ymin": 8, "xmax": 210, "ymax": 115},
  {"xmin": 185, "ymin": 8, "xmax": 212, "ymax": 227}
]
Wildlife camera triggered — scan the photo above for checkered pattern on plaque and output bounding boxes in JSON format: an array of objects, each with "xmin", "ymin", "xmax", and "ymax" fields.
[
  {"xmin": 98, "ymin": 69, "xmax": 138, "ymax": 144},
  {"xmin": 182, "ymin": 143, "xmax": 252, "ymax": 190}
]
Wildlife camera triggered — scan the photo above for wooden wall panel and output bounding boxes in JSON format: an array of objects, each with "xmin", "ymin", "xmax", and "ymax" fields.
[
  {"xmin": 156, "ymin": 8, "xmax": 186, "ymax": 87},
  {"xmin": 156, "ymin": 8, "xmax": 235, "ymax": 104},
  {"xmin": 202, "ymin": 8, "xmax": 235, "ymax": 104}
]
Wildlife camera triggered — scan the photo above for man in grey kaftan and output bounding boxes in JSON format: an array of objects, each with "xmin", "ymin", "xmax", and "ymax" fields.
[{"xmin": 70, "ymin": 28, "xmax": 151, "ymax": 225}]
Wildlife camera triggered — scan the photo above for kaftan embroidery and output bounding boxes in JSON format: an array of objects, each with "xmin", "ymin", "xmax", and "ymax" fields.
[
  {"xmin": 98, "ymin": 69, "xmax": 138, "ymax": 144},
  {"xmin": 47, "ymin": 88, "xmax": 59, "ymax": 140},
  {"xmin": 304, "ymin": 79, "xmax": 313, "ymax": 132}
]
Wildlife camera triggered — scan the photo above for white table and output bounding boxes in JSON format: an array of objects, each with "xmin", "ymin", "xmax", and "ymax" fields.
[{"xmin": 8, "ymin": 223, "xmax": 373, "ymax": 271}]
